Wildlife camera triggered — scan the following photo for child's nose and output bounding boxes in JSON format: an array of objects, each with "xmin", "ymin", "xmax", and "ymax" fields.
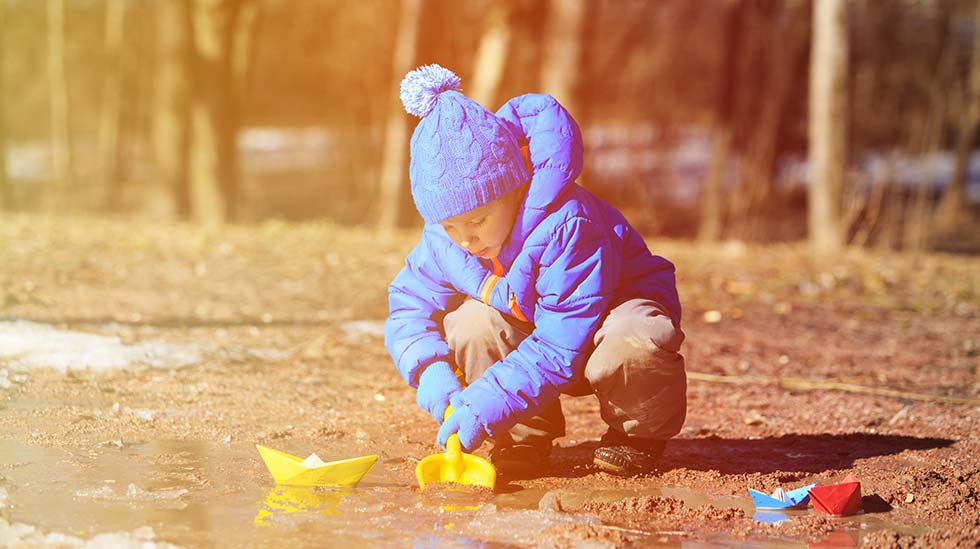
[{"xmin": 459, "ymin": 235, "xmax": 478, "ymax": 249}]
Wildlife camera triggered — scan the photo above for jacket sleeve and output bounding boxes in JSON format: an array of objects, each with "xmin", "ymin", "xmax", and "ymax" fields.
[
  {"xmin": 451, "ymin": 216, "xmax": 618, "ymax": 438},
  {"xmin": 384, "ymin": 235, "xmax": 463, "ymax": 388}
]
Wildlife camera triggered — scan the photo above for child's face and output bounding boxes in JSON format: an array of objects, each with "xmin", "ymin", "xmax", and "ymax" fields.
[{"xmin": 440, "ymin": 185, "xmax": 525, "ymax": 259}]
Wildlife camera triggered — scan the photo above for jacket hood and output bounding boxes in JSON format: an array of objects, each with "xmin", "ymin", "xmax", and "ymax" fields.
[{"xmin": 494, "ymin": 94, "xmax": 584, "ymax": 261}]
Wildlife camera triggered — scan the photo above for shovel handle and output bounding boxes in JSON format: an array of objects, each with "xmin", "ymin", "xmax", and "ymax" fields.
[
  {"xmin": 442, "ymin": 405, "xmax": 465, "ymax": 482},
  {"xmin": 442, "ymin": 405, "xmax": 462, "ymax": 457}
]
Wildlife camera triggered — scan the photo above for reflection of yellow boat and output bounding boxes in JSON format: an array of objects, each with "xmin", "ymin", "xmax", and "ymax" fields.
[
  {"xmin": 256, "ymin": 444, "xmax": 377, "ymax": 487},
  {"xmin": 254, "ymin": 485, "xmax": 352, "ymax": 526}
]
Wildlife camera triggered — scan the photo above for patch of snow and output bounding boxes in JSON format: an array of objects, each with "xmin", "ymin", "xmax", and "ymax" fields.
[
  {"xmin": 340, "ymin": 320, "xmax": 386, "ymax": 341},
  {"xmin": 0, "ymin": 518, "xmax": 178, "ymax": 548},
  {"xmin": 0, "ymin": 321, "xmax": 287, "ymax": 373},
  {"xmin": 124, "ymin": 408, "xmax": 158, "ymax": 422},
  {"xmin": 75, "ymin": 483, "xmax": 187, "ymax": 503},
  {"xmin": 0, "ymin": 321, "xmax": 203, "ymax": 372}
]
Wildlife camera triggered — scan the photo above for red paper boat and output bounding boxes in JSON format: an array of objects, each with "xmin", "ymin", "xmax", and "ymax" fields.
[{"xmin": 808, "ymin": 474, "xmax": 862, "ymax": 516}]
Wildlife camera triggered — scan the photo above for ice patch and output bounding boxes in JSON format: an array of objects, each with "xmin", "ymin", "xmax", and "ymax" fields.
[
  {"xmin": 75, "ymin": 483, "xmax": 188, "ymax": 503},
  {"xmin": 0, "ymin": 518, "xmax": 178, "ymax": 548},
  {"xmin": 0, "ymin": 321, "xmax": 203, "ymax": 372},
  {"xmin": 423, "ymin": 506, "xmax": 604, "ymax": 547}
]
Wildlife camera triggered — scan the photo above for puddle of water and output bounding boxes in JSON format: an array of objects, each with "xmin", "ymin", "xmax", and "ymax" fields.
[
  {"xmin": 0, "ymin": 439, "xmax": 928, "ymax": 547},
  {"xmin": 0, "ymin": 440, "xmax": 589, "ymax": 546}
]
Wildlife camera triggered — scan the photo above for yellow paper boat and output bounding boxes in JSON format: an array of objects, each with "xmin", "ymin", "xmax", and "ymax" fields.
[{"xmin": 256, "ymin": 444, "xmax": 378, "ymax": 487}]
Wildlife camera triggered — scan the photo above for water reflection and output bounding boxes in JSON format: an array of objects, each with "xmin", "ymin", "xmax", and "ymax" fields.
[
  {"xmin": 418, "ymin": 484, "xmax": 493, "ymax": 512},
  {"xmin": 752, "ymin": 510, "xmax": 789, "ymax": 524},
  {"xmin": 254, "ymin": 485, "xmax": 353, "ymax": 525},
  {"xmin": 808, "ymin": 529, "xmax": 858, "ymax": 547}
]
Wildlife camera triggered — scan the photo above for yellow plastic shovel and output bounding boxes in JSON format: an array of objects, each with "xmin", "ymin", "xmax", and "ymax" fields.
[{"xmin": 415, "ymin": 405, "xmax": 496, "ymax": 491}]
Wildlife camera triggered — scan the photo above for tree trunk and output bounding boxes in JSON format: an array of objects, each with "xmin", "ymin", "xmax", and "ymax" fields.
[
  {"xmin": 541, "ymin": 0, "xmax": 585, "ymax": 115},
  {"xmin": 937, "ymin": 0, "xmax": 980, "ymax": 226},
  {"xmin": 153, "ymin": 0, "xmax": 193, "ymax": 220},
  {"xmin": 469, "ymin": 0, "xmax": 513, "ymax": 108},
  {"xmin": 808, "ymin": 0, "xmax": 849, "ymax": 253},
  {"xmin": 231, "ymin": 0, "xmax": 260, "ymax": 107},
  {"xmin": 0, "ymin": 0, "xmax": 9, "ymax": 210},
  {"xmin": 851, "ymin": 171, "xmax": 890, "ymax": 248},
  {"xmin": 904, "ymin": 13, "xmax": 956, "ymax": 250},
  {"xmin": 700, "ymin": 126, "xmax": 731, "ymax": 243},
  {"xmin": 47, "ymin": 0, "xmax": 73, "ymax": 201},
  {"xmin": 187, "ymin": 0, "xmax": 254, "ymax": 225},
  {"xmin": 99, "ymin": 0, "xmax": 126, "ymax": 210},
  {"xmin": 378, "ymin": 0, "xmax": 423, "ymax": 231},
  {"xmin": 699, "ymin": 0, "xmax": 741, "ymax": 243},
  {"xmin": 729, "ymin": 1, "xmax": 809, "ymax": 241}
]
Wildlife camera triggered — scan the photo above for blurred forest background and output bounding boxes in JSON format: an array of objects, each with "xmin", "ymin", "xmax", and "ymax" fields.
[{"xmin": 1, "ymin": 0, "xmax": 979, "ymax": 252}]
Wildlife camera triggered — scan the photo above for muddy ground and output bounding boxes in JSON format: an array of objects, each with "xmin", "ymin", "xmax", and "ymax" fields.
[{"xmin": 0, "ymin": 214, "xmax": 978, "ymax": 547}]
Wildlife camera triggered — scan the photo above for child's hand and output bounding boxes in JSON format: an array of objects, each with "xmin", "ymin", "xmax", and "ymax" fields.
[
  {"xmin": 416, "ymin": 362, "xmax": 463, "ymax": 424},
  {"xmin": 436, "ymin": 404, "xmax": 488, "ymax": 452}
]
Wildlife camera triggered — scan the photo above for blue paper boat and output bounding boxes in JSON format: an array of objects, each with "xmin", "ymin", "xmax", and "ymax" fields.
[{"xmin": 748, "ymin": 483, "xmax": 816, "ymax": 510}]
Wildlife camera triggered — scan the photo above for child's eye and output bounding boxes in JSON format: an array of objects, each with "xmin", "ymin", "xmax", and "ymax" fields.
[{"xmin": 469, "ymin": 217, "xmax": 487, "ymax": 227}]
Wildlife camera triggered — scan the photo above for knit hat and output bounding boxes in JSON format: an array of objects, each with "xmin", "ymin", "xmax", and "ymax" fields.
[{"xmin": 400, "ymin": 64, "xmax": 529, "ymax": 224}]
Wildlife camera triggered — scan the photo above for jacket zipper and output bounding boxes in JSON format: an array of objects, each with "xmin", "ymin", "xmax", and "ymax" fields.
[{"xmin": 479, "ymin": 257, "xmax": 530, "ymax": 322}]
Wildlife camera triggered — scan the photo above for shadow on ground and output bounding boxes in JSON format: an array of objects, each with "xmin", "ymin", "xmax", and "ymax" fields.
[{"xmin": 546, "ymin": 433, "xmax": 953, "ymax": 478}]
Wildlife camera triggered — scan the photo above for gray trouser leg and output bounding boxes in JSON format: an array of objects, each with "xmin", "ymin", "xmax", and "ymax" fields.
[
  {"xmin": 585, "ymin": 298, "xmax": 687, "ymax": 440},
  {"xmin": 443, "ymin": 297, "xmax": 687, "ymax": 445},
  {"xmin": 443, "ymin": 299, "xmax": 565, "ymax": 447}
]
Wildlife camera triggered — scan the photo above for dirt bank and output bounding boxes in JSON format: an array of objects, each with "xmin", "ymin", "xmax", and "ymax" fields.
[{"xmin": 1, "ymin": 215, "xmax": 978, "ymax": 547}]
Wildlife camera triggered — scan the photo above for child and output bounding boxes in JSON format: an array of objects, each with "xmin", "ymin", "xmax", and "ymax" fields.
[{"xmin": 384, "ymin": 65, "xmax": 686, "ymax": 477}]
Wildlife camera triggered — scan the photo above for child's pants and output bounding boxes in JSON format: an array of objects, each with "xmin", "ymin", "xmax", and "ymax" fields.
[{"xmin": 443, "ymin": 298, "xmax": 687, "ymax": 448}]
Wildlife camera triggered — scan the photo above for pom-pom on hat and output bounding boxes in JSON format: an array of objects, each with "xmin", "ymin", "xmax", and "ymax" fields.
[{"xmin": 400, "ymin": 64, "xmax": 529, "ymax": 224}]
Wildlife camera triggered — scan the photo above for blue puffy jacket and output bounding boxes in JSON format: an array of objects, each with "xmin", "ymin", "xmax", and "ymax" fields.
[{"xmin": 384, "ymin": 93, "xmax": 681, "ymax": 439}]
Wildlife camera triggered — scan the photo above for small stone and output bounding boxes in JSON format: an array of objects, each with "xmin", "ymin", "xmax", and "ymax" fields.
[
  {"xmin": 538, "ymin": 490, "xmax": 564, "ymax": 512},
  {"xmin": 703, "ymin": 310, "xmax": 723, "ymax": 323},
  {"xmin": 905, "ymin": 493, "xmax": 914, "ymax": 503},
  {"xmin": 888, "ymin": 405, "xmax": 911, "ymax": 426}
]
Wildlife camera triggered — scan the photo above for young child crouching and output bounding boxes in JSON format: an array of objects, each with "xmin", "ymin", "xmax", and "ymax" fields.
[{"xmin": 384, "ymin": 65, "xmax": 686, "ymax": 477}]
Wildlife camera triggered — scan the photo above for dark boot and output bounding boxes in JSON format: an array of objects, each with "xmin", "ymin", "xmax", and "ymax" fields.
[
  {"xmin": 593, "ymin": 429, "xmax": 666, "ymax": 476},
  {"xmin": 490, "ymin": 442, "xmax": 552, "ymax": 479}
]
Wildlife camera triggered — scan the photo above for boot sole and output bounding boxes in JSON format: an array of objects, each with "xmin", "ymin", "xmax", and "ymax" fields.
[{"xmin": 593, "ymin": 456, "xmax": 631, "ymax": 476}]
